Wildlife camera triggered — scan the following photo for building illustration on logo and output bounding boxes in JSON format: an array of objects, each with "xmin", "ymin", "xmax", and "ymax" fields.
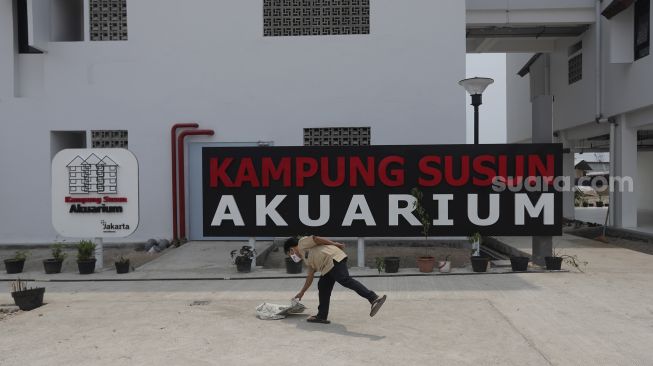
[{"xmin": 66, "ymin": 154, "xmax": 118, "ymax": 194}]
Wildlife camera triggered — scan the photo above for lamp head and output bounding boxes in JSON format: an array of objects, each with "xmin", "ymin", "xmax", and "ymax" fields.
[{"xmin": 459, "ymin": 77, "xmax": 494, "ymax": 96}]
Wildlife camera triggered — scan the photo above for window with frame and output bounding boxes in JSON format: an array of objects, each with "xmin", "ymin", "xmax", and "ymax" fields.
[
  {"xmin": 568, "ymin": 41, "xmax": 583, "ymax": 85},
  {"xmin": 635, "ymin": 0, "xmax": 650, "ymax": 60},
  {"xmin": 264, "ymin": 0, "xmax": 370, "ymax": 37},
  {"xmin": 90, "ymin": 0, "xmax": 128, "ymax": 41},
  {"xmin": 92, "ymin": 130, "xmax": 128, "ymax": 148},
  {"xmin": 303, "ymin": 127, "xmax": 370, "ymax": 146}
]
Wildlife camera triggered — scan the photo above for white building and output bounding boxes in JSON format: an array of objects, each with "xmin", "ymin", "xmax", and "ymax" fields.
[
  {"xmin": 1, "ymin": 0, "xmax": 651, "ymax": 244},
  {"xmin": 500, "ymin": 0, "xmax": 653, "ymax": 233},
  {"xmin": 0, "ymin": 0, "xmax": 466, "ymax": 243}
]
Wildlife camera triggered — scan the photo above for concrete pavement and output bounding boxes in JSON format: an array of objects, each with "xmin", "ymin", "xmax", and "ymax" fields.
[{"xmin": 1, "ymin": 234, "xmax": 653, "ymax": 365}]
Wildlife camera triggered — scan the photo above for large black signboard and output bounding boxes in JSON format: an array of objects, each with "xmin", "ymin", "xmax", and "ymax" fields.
[{"xmin": 202, "ymin": 144, "xmax": 563, "ymax": 237}]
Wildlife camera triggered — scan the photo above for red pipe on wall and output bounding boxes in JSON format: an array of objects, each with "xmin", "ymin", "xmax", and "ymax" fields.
[
  {"xmin": 171, "ymin": 123, "xmax": 199, "ymax": 241},
  {"xmin": 178, "ymin": 129, "xmax": 215, "ymax": 240}
]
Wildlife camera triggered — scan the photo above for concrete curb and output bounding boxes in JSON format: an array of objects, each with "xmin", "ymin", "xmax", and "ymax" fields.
[{"xmin": 0, "ymin": 269, "xmax": 568, "ymax": 283}]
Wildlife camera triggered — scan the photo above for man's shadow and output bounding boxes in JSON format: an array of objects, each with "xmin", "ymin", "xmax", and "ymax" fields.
[{"xmin": 282, "ymin": 314, "xmax": 385, "ymax": 341}]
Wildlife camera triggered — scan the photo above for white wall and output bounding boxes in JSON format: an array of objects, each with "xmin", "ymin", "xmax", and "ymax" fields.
[
  {"xmin": 550, "ymin": 28, "xmax": 597, "ymax": 131},
  {"xmin": 603, "ymin": 5, "xmax": 653, "ymax": 117},
  {"xmin": 0, "ymin": 0, "xmax": 466, "ymax": 244},
  {"xmin": 638, "ymin": 151, "xmax": 653, "ymax": 212},
  {"xmin": 505, "ymin": 53, "xmax": 532, "ymax": 143}
]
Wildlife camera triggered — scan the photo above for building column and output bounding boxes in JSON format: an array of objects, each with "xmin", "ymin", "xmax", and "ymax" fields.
[
  {"xmin": 0, "ymin": 0, "xmax": 14, "ymax": 99},
  {"xmin": 560, "ymin": 133, "xmax": 576, "ymax": 220},
  {"xmin": 613, "ymin": 115, "xmax": 638, "ymax": 228},
  {"xmin": 532, "ymin": 95, "xmax": 554, "ymax": 265}
]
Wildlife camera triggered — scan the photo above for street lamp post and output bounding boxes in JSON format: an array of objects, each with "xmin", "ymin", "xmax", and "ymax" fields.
[{"xmin": 459, "ymin": 77, "xmax": 494, "ymax": 145}]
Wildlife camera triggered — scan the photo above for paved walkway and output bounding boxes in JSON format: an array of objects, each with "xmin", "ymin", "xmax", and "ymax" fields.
[{"xmin": 1, "ymin": 235, "xmax": 653, "ymax": 365}]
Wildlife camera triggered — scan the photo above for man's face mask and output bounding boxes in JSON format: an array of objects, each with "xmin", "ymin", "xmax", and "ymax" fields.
[{"xmin": 289, "ymin": 251, "xmax": 302, "ymax": 263}]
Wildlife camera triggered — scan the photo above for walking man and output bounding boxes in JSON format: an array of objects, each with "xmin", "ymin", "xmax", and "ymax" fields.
[{"xmin": 285, "ymin": 235, "xmax": 387, "ymax": 324}]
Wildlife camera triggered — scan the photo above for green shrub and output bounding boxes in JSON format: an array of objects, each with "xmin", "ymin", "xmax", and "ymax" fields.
[
  {"xmin": 77, "ymin": 240, "xmax": 96, "ymax": 261},
  {"xmin": 51, "ymin": 244, "xmax": 67, "ymax": 261},
  {"xmin": 11, "ymin": 250, "xmax": 29, "ymax": 261}
]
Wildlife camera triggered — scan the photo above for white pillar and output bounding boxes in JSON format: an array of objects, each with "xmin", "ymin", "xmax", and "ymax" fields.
[
  {"xmin": 613, "ymin": 115, "xmax": 638, "ymax": 228},
  {"xmin": 560, "ymin": 133, "xmax": 576, "ymax": 220},
  {"xmin": 94, "ymin": 237, "xmax": 103, "ymax": 271},
  {"xmin": 249, "ymin": 237, "xmax": 256, "ymax": 268},
  {"xmin": 531, "ymin": 94, "xmax": 554, "ymax": 265},
  {"xmin": 357, "ymin": 237, "xmax": 365, "ymax": 268}
]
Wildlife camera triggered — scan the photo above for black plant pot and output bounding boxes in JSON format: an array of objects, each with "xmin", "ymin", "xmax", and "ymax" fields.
[
  {"xmin": 545, "ymin": 256, "xmax": 563, "ymax": 270},
  {"xmin": 77, "ymin": 259, "xmax": 96, "ymax": 274},
  {"xmin": 384, "ymin": 257, "xmax": 400, "ymax": 273},
  {"xmin": 4, "ymin": 259, "xmax": 25, "ymax": 274},
  {"xmin": 235, "ymin": 258, "xmax": 253, "ymax": 273},
  {"xmin": 43, "ymin": 259, "xmax": 63, "ymax": 274},
  {"xmin": 510, "ymin": 256, "xmax": 529, "ymax": 272},
  {"xmin": 471, "ymin": 256, "xmax": 490, "ymax": 273},
  {"xmin": 285, "ymin": 257, "xmax": 303, "ymax": 274},
  {"xmin": 12, "ymin": 287, "xmax": 45, "ymax": 311},
  {"xmin": 115, "ymin": 260, "xmax": 130, "ymax": 274}
]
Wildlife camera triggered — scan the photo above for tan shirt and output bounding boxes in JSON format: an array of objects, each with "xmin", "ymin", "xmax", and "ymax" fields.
[{"xmin": 298, "ymin": 236, "xmax": 347, "ymax": 274}]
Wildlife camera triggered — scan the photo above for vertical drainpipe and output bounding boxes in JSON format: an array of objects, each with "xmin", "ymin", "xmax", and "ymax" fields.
[
  {"xmin": 594, "ymin": 0, "xmax": 615, "ymax": 226},
  {"xmin": 596, "ymin": 0, "xmax": 602, "ymax": 121},
  {"xmin": 171, "ymin": 123, "xmax": 199, "ymax": 242},
  {"xmin": 178, "ymin": 129, "xmax": 215, "ymax": 240}
]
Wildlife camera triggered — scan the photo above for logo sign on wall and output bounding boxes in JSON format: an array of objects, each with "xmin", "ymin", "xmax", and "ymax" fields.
[
  {"xmin": 52, "ymin": 149, "xmax": 139, "ymax": 238},
  {"xmin": 202, "ymin": 144, "xmax": 563, "ymax": 237}
]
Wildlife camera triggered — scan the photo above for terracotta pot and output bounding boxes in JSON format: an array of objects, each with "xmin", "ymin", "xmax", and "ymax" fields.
[{"xmin": 416, "ymin": 256, "xmax": 436, "ymax": 273}]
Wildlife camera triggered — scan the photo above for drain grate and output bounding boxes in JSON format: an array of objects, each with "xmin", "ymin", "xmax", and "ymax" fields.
[{"xmin": 190, "ymin": 300, "xmax": 211, "ymax": 306}]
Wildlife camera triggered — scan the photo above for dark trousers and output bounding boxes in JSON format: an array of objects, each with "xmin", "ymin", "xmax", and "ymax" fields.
[{"xmin": 316, "ymin": 258, "xmax": 377, "ymax": 320}]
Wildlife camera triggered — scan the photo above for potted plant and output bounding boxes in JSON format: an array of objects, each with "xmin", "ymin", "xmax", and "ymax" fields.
[
  {"xmin": 411, "ymin": 188, "xmax": 436, "ymax": 273},
  {"xmin": 383, "ymin": 257, "xmax": 400, "ymax": 273},
  {"xmin": 4, "ymin": 250, "xmax": 29, "ymax": 274},
  {"xmin": 230, "ymin": 245, "xmax": 256, "ymax": 273},
  {"xmin": 574, "ymin": 188, "xmax": 584, "ymax": 207},
  {"xmin": 545, "ymin": 248, "xmax": 588, "ymax": 272},
  {"xmin": 438, "ymin": 255, "xmax": 451, "ymax": 273},
  {"xmin": 375, "ymin": 257, "xmax": 385, "ymax": 274},
  {"xmin": 43, "ymin": 244, "xmax": 66, "ymax": 274},
  {"xmin": 11, "ymin": 279, "xmax": 45, "ymax": 311},
  {"xmin": 76, "ymin": 240, "xmax": 97, "ymax": 274},
  {"xmin": 510, "ymin": 255, "xmax": 529, "ymax": 272},
  {"xmin": 416, "ymin": 254, "xmax": 436, "ymax": 273},
  {"xmin": 468, "ymin": 233, "xmax": 489, "ymax": 272},
  {"xmin": 115, "ymin": 254, "xmax": 130, "ymax": 274}
]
